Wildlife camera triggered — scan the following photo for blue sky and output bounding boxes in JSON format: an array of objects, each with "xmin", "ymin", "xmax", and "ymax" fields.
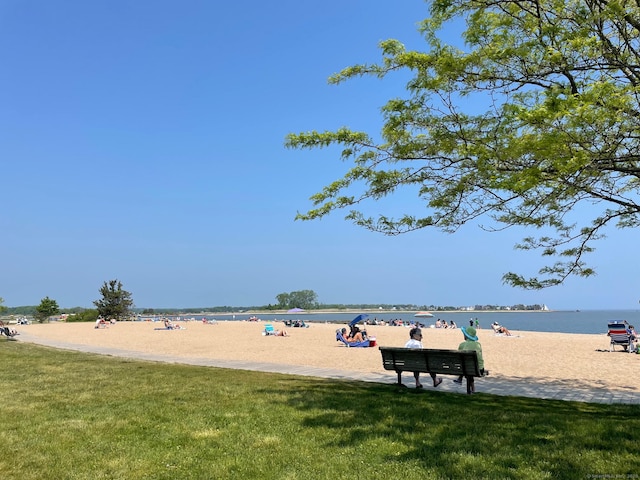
[{"xmin": 1, "ymin": 0, "xmax": 637, "ymax": 310}]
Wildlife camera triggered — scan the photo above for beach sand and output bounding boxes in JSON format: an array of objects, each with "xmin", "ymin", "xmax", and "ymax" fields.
[{"xmin": 17, "ymin": 320, "xmax": 639, "ymax": 393}]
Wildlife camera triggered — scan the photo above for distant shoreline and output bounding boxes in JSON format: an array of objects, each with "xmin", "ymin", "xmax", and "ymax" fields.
[
  {"xmin": 2, "ymin": 309, "xmax": 553, "ymax": 322},
  {"xmin": 181, "ymin": 309, "xmax": 555, "ymax": 316}
]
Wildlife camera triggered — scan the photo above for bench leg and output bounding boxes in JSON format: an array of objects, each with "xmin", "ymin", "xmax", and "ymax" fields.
[
  {"xmin": 395, "ymin": 371, "xmax": 403, "ymax": 386},
  {"xmin": 465, "ymin": 376, "xmax": 475, "ymax": 395}
]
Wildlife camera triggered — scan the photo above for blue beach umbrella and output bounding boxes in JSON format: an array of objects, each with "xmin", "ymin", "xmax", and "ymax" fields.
[{"xmin": 349, "ymin": 314, "xmax": 369, "ymax": 327}]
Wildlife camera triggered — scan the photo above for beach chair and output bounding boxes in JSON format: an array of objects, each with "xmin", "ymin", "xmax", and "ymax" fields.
[
  {"xmin": 264, "ymin": 324, "xmax": 276, "ymax": 336},
  {"xmin": 607, "ymin": 322, "xmax": 632, "ymax": 352},
  {"xmin": 335, "ymin": 329, "xmax": 370, "ymax": 348}
]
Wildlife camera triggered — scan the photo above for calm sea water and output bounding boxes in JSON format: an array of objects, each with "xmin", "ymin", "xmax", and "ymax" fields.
[{"xmin": 165, "ymin": 310, "xmax": 640, "ymax": 335}]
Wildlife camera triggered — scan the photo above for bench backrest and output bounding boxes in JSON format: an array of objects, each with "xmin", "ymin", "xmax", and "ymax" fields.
[{"xmin": 379, "ymin": 347, "xmax": 481, "ymax": 377}]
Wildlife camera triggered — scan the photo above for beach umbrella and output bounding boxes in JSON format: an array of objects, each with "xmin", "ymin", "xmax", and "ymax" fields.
[
  {"xmin": 287, "ymin": 308, "xmax": 304, "ymax": 313},
  {"xmin": 414, "ymin": 311, "xmax": 434, "ymax": 318},
  {"xmin": 349, "ymin": 313, "xmax": 369, "ymax": 327}
]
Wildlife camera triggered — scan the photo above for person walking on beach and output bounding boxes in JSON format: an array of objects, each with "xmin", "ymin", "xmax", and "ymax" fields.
[
  {"xmin": 453, "ymin": 326, "xmax": 486, "ymax": 392},
  {"xmin": 404, "ymin": 328, "xmax": 443, "ymax": 389}
]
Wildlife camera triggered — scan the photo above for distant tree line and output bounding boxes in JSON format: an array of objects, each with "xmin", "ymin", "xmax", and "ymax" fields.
[
  {"xmin": 2, "ymin": 287, "xmax": 550, "ymax": 318},
  {"xmin": 1, "ymin": 305, "xmax": 84, "ymax": 316}
]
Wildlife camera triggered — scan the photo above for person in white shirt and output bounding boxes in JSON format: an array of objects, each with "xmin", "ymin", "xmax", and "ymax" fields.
[{"xmin": 404, "ymin": 328, "xmax": 443, "ymax": 389}]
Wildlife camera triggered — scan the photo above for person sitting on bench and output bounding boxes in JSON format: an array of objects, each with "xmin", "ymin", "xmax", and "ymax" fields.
[
  {"xmin": 404, "ymin": 327, "xmax": 442, "ymax": 389},
  {"xmin": 453, "ymin": 326, "xmax": 487, "ymax": 390}
]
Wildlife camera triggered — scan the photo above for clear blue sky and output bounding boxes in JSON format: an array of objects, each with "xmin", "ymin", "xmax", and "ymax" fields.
[{"xmin": 1, "ymin": 1, "xmax": 637, "ymax": 310}]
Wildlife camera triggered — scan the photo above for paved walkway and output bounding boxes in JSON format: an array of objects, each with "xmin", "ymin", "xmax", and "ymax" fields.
[{"xmin": 13, "ymin": 332, "xmax": 640, "ymax": 405}]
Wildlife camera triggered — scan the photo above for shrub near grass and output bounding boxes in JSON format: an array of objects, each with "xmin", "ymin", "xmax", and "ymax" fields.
[{"xmin": 0, "ymin": 342, "xmax": 639, "ymax": 479}]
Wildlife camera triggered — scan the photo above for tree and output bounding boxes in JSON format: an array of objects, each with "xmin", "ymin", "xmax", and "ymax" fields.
[
  {"xmin": 93, "ymin": 280, "xmax": 134, "ymax": 321},
  {"xmin": 276, "ymin": 290, "xmax": 319, "ymax": 310},
  {"xmin": 276, "ymin": 292, "xmax": 291, "ymax": 309},
  {"xmin": 34, "ymin": 296, "xmax": 60, "ymax": 323},
  {"xmin": 287, "ymin": 0, "xmax": 640, "ymax": 289},
  {"xmin": 0, "ymin": 297, "xmax": 7, "ymax": 315}
]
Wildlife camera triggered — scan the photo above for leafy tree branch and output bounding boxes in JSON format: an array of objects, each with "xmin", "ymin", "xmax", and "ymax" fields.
[{"xmin": 287, "ymin": 0, "xmax": 640, "ymax": 288}]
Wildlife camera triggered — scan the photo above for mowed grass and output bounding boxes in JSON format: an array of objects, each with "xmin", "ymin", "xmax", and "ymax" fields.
[{"xmin": 0, "ymin": 341, "xmax": 639, "ymax": 479}]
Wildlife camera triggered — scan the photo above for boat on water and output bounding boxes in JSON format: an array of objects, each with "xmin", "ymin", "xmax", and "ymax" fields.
[{"xmin": 414, "ymin": 311, "xmax": 434, "ymax": 318}]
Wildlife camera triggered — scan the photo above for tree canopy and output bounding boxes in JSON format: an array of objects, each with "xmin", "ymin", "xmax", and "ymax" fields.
[
  {"xmin": 34, "ymin": 296, "xmax": 60, "ymax": 323},
  {"xmin": 286, "ymin": 0, "xmax": 640, "ymax": 289},
  {"xmin": 93, "ymin": 280, "xmax": 134, "ymax": 321},
  {"xmin": 276, "ymin": 290, "xmax": 319, "ymax": 310}
]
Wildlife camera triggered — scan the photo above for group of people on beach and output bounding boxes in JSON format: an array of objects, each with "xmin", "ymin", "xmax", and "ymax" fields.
[
  {"xmin": 339, "ymin": 325, "xmax": 368, "ymax": 344},
  {"xmin": 364, "ymin": 318, "xmax": 404, "ymax": 326},
  {"xmin": 435, "ymin": 319, "xmax": 457, "ymax": 329},
  {"xmin": 283, "ymin": 319, "xmax": 308, "ymax": 328}
]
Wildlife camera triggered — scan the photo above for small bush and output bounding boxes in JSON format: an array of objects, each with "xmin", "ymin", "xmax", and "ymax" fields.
[{"xmin": 65, "ymin": 309, "xmax": 99, "ymax": 323}]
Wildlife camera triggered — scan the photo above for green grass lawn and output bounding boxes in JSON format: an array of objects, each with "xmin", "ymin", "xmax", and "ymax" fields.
[{"xmin": 1, "ymin": 341, "xmax": 639, "ymax": 479}]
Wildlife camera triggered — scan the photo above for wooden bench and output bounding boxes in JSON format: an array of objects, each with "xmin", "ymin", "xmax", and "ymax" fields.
[{"xmin": 379, "ymin": 346, "xmax": 485, "ymax": 394}]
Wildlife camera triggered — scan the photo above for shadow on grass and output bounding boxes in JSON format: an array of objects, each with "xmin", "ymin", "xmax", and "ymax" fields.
[{"xmin": 257, "ymin": 376, "xmax": 640, "ymax": 478}]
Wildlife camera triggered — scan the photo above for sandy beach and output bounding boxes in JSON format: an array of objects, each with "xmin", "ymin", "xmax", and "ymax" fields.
[{"xmin": 16, "ymin": 320, "xmax": 639, "ymax": 393}]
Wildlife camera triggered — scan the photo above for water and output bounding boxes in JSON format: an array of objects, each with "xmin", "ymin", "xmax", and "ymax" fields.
[{"xmin": 151, "ymin": 310, "xmax": 640, "ymax": 335}]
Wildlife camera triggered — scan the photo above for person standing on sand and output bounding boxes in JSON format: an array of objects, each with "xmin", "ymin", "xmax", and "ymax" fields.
[
  {"xmin": 627, "ymin": 324, "xmax": 638, "ymax": 353},
  {"xmin": 404, "ymin": 328, "xmax": 443, "ymax": 389}
]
